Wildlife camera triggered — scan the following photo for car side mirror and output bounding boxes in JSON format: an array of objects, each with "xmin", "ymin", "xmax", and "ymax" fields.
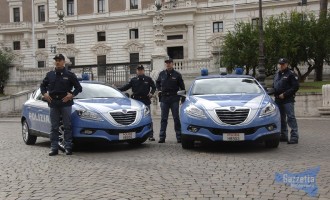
[
  {"xmin": 266, "ymin": 88, "xmax": 275, "ymax": 95},
  {"xmin": 124, "ymin": 92, "xmax": 130, "ymax": 98},
  {"xmin": 177, "ymin": 90, "xmax": 186, "ymax": 96}
]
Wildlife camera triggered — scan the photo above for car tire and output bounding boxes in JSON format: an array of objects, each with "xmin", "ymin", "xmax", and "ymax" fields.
[
  {"xmin": 265, "ymin": 139, "xmax": 280, "ymax": 148},
  {"xmin": 127, "ymin": 136, "xmax": 148, "ymax": 145},
  {"xmin": 181, "ymin": 138, "xmax": 194, "ymax": 149},
  {"xmin": 22, "ymin": 120, "xmax": 37, "ymax": 145}
]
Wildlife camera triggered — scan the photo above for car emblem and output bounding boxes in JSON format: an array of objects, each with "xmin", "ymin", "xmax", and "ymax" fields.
[
  {"xmin": 229, "ymin": 106, "xmax": 236, "ymax": 112},
  {"xmin": 122, "ymin": 109, "xmax": 128, "ymax": 114}
]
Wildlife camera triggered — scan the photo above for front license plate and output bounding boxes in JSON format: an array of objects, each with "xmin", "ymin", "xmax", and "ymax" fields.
[
  {"xmin": 119, "ymin": 132, "xmax": 136, "ymax": 140},
  {"xmin": 223, "ymin": 133, "xmax": 245, "ymax": 141}
]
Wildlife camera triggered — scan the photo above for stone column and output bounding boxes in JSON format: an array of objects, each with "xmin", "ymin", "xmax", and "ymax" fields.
[
  {"xmin": 151, "ymin": 10, "xmax": 167, "ymax": 74},
  {"xmin": 187, "ymin": 23, "xmax": 194, "ymax": 59},
  {"xmin": 56, "ymin": 10, "xmax": 66, "ymax": 55}
]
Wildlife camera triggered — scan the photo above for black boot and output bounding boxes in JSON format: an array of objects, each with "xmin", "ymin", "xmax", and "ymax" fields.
[
  {"xmin": 49, "ymin": 150, "xmax": 58, "ymax": 156},
  {"xmin": 65, "ymin": 149, "xmax": 73, "ymax": 155}
]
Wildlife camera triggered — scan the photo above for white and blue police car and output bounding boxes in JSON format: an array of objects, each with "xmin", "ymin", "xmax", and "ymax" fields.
[
  {"xmin": 178, "ymin": 75, "xmax": 281, "ymax": 149},
  {"xmin": 21, "ymin": 81, "xmax": 152, "ymax": 148}
]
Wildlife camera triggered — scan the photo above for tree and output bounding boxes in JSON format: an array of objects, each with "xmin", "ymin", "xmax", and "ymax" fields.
[
  {"xmin": 314, "ymin": 0, "xmax": 329, "ymax": 81},
  {"xmin": 0, "ymin": 50, "xmax": 13, "ymax": 94},
  {"xmin": 221, "ymin": 10, "xmax": 330, "ymax": 82},
  {"xmin": 264, "ymin": 12, "xmax": 317, "ymax": 81},
  {"xmin": 221, "ymin": 22, "xmax": 259, "ymax": 76}
]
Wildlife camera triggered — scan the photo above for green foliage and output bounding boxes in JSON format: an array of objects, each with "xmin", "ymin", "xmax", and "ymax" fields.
[
  {"xmin": 0, "ymin": 50, "xmax": 14, "ymax": 94},
  {"xmin": 221, "ymin": 22, "xmax": 259, "ymax": 76},
  {"xmin": 221, "ymin": 10, "xmax": 330, "ymax": 82}
]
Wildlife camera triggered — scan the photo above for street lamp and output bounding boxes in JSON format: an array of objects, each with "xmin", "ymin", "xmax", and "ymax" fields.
[
  {"xmin": 257, "ymin": 0, "xmax": 266, "ymax": 88},
  {"xmin": 57, "ymin": 10, "xmax": 65, "ymax": 20},
  {"xmin": 50, "ymin": 45, "xmax": 56, "ymax": 53},
  {"xmin": 155, "ymin": 0, "xmax": 162, "ymax": 11}
]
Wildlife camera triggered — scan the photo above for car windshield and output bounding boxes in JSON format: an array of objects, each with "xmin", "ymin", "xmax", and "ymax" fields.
[
  {"xmin": 191, "ymin": 78, "xmax": 263, "ymax": 95},
  {"xmin": 75, "ymin": 83, "xmax": 125, "ymax": 99}
]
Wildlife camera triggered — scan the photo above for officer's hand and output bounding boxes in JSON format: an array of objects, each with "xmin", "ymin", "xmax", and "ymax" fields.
[
  {"xmin": 43, "ymin": 93, "xmax": 52, "ymax": 103},
  {"xmin": 62, "ymin": 93, "xmax": 73, "ymax": 103},
  {"xmin": 279, "ymin": 93, "xmax": 285, "ymax": 99}
]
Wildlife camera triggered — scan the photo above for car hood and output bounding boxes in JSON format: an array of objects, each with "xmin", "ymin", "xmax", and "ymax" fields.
[
  {"xmin": 189, "ymin": 93, "xmax": 268, "ymax": 110},
  {"xmin": 74, "ymin": 97, "xmax": 143, "ymax": 112}
]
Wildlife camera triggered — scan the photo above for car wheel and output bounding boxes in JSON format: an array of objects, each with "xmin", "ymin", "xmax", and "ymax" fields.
[
  {"xmin": 181, "ymin": 138, "xmax": 194, "ymax": 149},
  {"xmin": 265, "ymin": 138, "xmax": 280, "ymax": 148},
  {"xmin": 22, "ymin": 120, "xmax": 37, "ymax": 145},
  {"xmin": 58, "ymin": 124, "xmax": 66, "ymax": 152},
  {"xmin": 127, "ymin": 136, "xmax": 148, "ymax": 145}
]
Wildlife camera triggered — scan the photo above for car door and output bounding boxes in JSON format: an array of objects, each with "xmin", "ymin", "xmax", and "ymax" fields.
[{"xmin": 27, "ymin": 89, "xmax": 51, "ymax": 135}]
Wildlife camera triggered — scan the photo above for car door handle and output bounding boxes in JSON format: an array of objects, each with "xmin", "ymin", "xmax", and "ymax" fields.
[{"xmin": 38, "ymin": 109, "xmax": 43, "ymax": 112}]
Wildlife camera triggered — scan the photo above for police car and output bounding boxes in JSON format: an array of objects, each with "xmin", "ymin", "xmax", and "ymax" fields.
[
  {"xmin": 178, "ymin": 75, "xmax": 281, "ymax": 149},
  {"xmin": 21, "ymin": 81, "xmax": 153, "ymax": 148}
]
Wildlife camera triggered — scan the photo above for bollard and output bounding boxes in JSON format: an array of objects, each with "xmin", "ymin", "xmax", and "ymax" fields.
[{"xmin": 322, "ymin": 84, "xmax": 330, "ymax": 107}]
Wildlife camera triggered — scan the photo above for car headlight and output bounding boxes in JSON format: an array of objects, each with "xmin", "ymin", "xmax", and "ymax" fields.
[
  {"xmin": 76, "ymin": 110, "xmax": 103, "ymax": 121},
  {"xmin": 184, "ymin": 104, "xmax": 207, "ymax": 119},
  {"xmin": 259, "ymin": 102, "xmax": 276, "ymax": 117},
  {"xmin": 144, "ymin": 106, "xmax": 150, "ymax": 116}
]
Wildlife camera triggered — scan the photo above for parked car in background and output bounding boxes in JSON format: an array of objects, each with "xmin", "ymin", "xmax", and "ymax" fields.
[
  {"xmin": 179, "ymin": 75, "xmax": 281, "ymax": 149},
  {"xmin": 21, "ymin": 81, "xmax": 153, "ymax": 149}
]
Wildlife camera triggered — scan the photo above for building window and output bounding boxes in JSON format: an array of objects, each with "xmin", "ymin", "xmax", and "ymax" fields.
[
  {"xmin": 68, "ymin": 57, "xmax": 75, "ymax": 66},
  {"xmin": 67, "ymin": 0, "xmax": 74, "ymax": 16},
  {"xmin": 213, "ymin": 21, "xmax": 223, "ymax": 33},
  {"xmin": 130, "ymin": 0, "xmax": 138, "ymax": 9},
  {"xmin": 67, "ymin": 34, "xmax": 75, "ymax": 44},
  {"xmin": 167, "ymin": 35, "xmax": 183, "ymax": 40},
  {"xmin": 13, "ymin": 7, "xmax": 20, "ymax": 22},
  {"xmin": 38, "ymin": 61, "xmax": 45, "ymax": 68},
  {"xmin": 38, "ymin": 5, "xmax": 45, "ymax": 22},
  {"xmin": 252, "ymin": 18, "xmax": 259, "ymax": 29},
  {"xmin": 167, "ymin": 46, "xmax": 184, "ymax": 59},
  {"xmin": 38, "ymin": 39, "xmax": 45, "ymax": 48},
  {"xmin": 129, "ymin": 29, "xmax": 139, "ymax": 39},
  {"xmin": 97, "ymin": 32, "xmax": 106, "ymax": 41},
  {"xmin": 13, "ymin": 41, "xmax": 20, "ymax": 50},
  {"xmin": 98, "ymin": 0, "xmax": 105, "ymax": 13}
]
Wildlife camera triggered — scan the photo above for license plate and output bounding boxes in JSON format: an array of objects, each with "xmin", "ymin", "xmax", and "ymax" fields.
[
  {"xmin": 119, "ymin": 132, "xmax": 136, "ymax": 140},
  {"xmin": 223, "ymin": 133, "xmax": 245, "ymax": 141}
]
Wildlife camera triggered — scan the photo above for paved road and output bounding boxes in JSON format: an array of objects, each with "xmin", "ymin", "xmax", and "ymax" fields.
[{"xmin": 0, "ymin": 117, "xmax": 329, "ymax": 200}]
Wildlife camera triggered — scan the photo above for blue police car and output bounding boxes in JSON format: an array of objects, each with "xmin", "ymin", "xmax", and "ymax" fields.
[
  {"xmin": 179, "ymin": 75, "xmax": 281, "ymax": 149},
  {"xmin": 21, "ymin": 81, "xmax": 153, "ymax": 148}
]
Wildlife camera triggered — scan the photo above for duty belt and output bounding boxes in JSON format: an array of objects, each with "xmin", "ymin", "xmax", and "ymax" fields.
[
  {"xmin": 50, "ymin": 94, "xmax": 67, "ymax": 99},
  {"xmin": 132, "ymin": 95, "xmax": 148, "ymax": 99}
]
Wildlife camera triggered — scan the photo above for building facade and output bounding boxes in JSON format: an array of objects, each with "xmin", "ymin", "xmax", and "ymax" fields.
[{"xmin": 0, "ymin": 0, "xmax": 320, "ymax": 71}]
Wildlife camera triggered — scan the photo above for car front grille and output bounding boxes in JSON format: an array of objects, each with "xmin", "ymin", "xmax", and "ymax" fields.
[
  {"xmin": 215, "ymin": 108, "xmax": 250, "ymax": 125},
  {"xmin": 110, "ymin": 111, "xmax": 137, "ymax": 125}
]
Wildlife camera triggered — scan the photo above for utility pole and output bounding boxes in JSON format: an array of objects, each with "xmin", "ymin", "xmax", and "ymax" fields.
[{"xmin": 257, "ymin": 0, "xmax": 266, "ymax": 87}]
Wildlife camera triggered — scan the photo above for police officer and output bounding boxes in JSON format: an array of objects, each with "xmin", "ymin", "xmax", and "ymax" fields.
[
  {"xmin": 156, "ymin": 57, "xmax": 185, "ymax": 143},
  {"xmin": 118, "ymin": 65, "xmax": 156, "ymax": 141},
  {"xmin": 273, "ymin": 58, "xmax": 299, "ymax": 144},
  {"xmin": 40, "ymin": 54, "xmax": 82, "ymax": 156}
]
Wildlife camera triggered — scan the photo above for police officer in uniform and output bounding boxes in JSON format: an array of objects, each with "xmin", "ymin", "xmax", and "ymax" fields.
[
  {"xmin": 156, "ymin": 57, "xmax": 185, "ymax": 143},
  {"xmin": 118, "ymin": 65, "xmax": 156, "ymax": 141},
  {"xmin": 273, "ymin": 58, "xmax": 299, "ymax": 144},
  {"xmin": 40, "ymin": 54, "xmax": 82, "ymax": 156}
]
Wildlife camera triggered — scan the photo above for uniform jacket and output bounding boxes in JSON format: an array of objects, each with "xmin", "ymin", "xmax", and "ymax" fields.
[
  {"xmin": 156, "ymin": 69, "xmax": 185, "ymax": 103},
  {"xmin": 118, "ymin": 74, "xmax": 156, "ymax": 105},
  {"xmin": 40, "ymin": 67, "xmax": 82, "ymax": 108},
  {"xmin": 273, "ymin": 68, "xmax": 299, "ymax": 104}
]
